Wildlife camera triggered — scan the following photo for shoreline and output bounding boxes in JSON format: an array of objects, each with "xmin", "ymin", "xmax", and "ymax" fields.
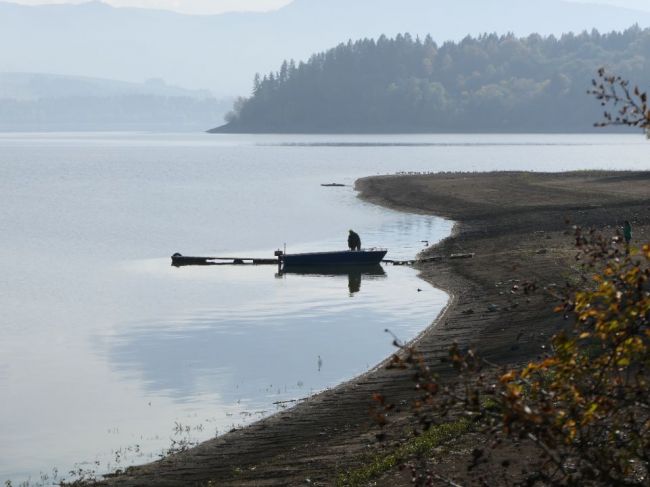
[{"xmin": 97, "ymin": 170, "xmax": 650, "ymax": 486}]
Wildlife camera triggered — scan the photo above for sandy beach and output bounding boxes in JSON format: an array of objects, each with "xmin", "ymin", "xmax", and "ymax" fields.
[{"xmin": 97, "ymin": 171, "xmax": 650, "ymax": 486}]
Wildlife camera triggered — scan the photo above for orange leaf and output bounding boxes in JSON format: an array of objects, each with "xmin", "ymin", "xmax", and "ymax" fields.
[{"xmin": 500, "ymin": 371, "xmax": 516, "ymax": 383}]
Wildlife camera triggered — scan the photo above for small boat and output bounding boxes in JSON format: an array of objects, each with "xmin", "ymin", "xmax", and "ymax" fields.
[
  {"xmin": 320, "ymin": 183, "xmax": 346, "ymax": 187},
  {"xmin": 279, "ymin": 249, "xmax": 387, "ymax": 267},
  {"xmin": 171, "ymin": 249, "xmax": 388, "ymax": 268}
]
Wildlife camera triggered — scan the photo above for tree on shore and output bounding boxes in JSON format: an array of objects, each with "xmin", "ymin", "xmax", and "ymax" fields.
[{"xmin": 590, "ymin": 68, "xmax": 650, "ymax": 135}]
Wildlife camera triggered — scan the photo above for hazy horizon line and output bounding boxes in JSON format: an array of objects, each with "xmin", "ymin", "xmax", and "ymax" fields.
[
  {"xmin": 0, "ymin": 0, "xmax": 294, "ymax": 16},
  {"xmin": 3, "ymin": 0, "xmax": 650, "ymax": 16}
]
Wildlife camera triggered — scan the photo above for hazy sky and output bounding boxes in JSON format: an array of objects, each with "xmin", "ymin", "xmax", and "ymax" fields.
[
  {"xmin": 7, "ymin": 0, "xmax": 292, "ymax": 14},
  {"xmin": 7, "ymin": 0, "xmax": 650, "ymax": 15},
  {"xmin": 570, "ymin": 0, "xmax": 650, "ymax": 12}
]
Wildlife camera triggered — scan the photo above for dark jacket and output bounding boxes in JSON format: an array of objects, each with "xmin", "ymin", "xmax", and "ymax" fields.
[{"xmin": 348, "ymin": 231, "xmax": 361, "ymax": 250}]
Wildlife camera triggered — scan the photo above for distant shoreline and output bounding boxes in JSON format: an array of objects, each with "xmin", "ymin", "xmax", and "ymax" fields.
[
  {"xmin": 207, "ymin": 124, "xmax": 631, "ymax": 135},
  {"xmin": 97, "ymin": 170, "xmax": 650, "ymax": 486}
]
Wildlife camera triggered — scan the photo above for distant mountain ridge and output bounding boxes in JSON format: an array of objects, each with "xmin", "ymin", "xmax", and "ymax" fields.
[
  {"xmin": 1, "ymin": 0, "xmax": 650, "ymax": 96},
  {"xmin": 0, "ymin": 73, "xmax": 233, "ymax": 131},
  {"xmin": 0, "ymin": 72, "xmax": 213, "ymax": 100}
]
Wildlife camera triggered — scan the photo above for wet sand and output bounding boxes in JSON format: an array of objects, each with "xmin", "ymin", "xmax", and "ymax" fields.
[{"xmin": 97, "ymin": 171, "xmax": 650, "ymax": 486}]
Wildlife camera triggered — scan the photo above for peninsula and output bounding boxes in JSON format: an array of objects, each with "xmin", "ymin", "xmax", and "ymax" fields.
[
  {"xmin": 97, "ymin": 171, "xmax": 650, "ymax": 486},
  {"xmin": 210, "ymin": 27, "xmax": 649, "ymax": 134}
]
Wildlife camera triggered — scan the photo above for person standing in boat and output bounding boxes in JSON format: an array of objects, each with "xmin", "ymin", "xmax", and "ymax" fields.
[{"xmin": 348, "ymin": 229, "xmax": 361, "ymax": 251}]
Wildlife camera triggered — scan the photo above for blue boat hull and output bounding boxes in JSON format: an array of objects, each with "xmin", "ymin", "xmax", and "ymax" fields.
[{"xmin": 281, "ymin": 249, "xmax": 387, "ymax": 267}]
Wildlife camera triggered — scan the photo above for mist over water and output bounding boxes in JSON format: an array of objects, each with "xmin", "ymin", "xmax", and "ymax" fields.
[{"xmin": 0, "ymin": 132, "xmax": 648, "ymax": 484}]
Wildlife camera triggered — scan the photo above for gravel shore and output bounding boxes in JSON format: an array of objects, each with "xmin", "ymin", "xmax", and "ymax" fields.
[{"xmin": 97, "ymin": 171, "xmax": 650, "ymax": 486}]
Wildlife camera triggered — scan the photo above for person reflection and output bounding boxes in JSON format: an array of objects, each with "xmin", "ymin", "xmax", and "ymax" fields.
[
  {"xmin": 348, "ymin": 270, "xmax": 362, "ymax": 295},
  {"xmin": 278, "ymin": 264, "xmax": 384, "ymax": 295}
]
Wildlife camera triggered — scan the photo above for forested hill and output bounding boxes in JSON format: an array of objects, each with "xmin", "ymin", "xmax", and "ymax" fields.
[{"xmin": 211, "ymin": 26, "xmax": 650, "ymax": 133}]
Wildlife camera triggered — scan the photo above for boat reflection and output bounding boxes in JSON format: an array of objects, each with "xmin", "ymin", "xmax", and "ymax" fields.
[{"xmin": 277, "ymin": 264, "xmax": 386, "ymax": 295}]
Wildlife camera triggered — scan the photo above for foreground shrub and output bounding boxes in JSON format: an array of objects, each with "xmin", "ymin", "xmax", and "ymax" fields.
[{"xmin": 373, "ymin": 232, "xmax": 649, "ymax": 486}]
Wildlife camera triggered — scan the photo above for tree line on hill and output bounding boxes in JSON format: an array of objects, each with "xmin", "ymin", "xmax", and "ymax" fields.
[{"xmin": 213, "ymin": 26, "xmax": 650, "ymax": 133}]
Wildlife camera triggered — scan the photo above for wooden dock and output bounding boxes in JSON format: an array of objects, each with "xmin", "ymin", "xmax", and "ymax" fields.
[
  {"xmin": 171, "ymin": 253, "xmax": 278, "ymax": 267},
  {"xmin": 171, "ymin": 253, "xmax": 457, "ymax": 267}
]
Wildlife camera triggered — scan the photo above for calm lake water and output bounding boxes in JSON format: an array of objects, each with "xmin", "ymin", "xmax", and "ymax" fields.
[{"xmin": 0, "ymin": 133, "xmax": 648, "ymax": 484}]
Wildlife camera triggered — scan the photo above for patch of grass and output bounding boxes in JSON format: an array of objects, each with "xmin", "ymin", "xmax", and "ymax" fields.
[{"xmin": 336, "ymin": 419, "xmax": 471, "ymax": 487}]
